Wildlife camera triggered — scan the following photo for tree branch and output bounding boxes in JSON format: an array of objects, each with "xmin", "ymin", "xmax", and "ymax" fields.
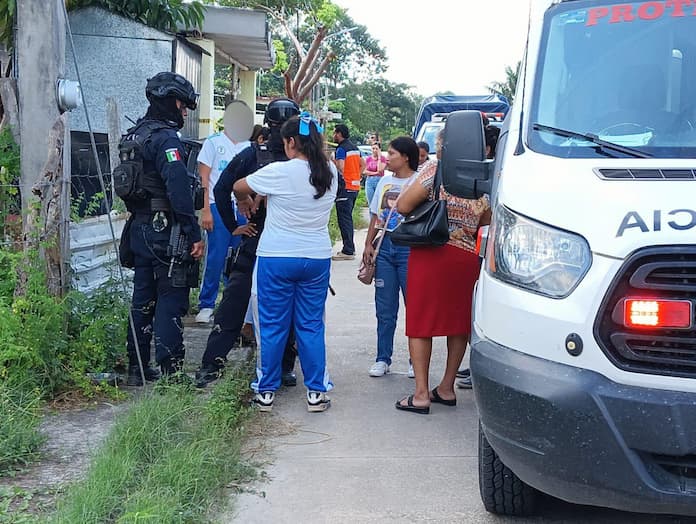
[
  {"xmin": 256, "ymin": 4, "xmax": 306, "ymax": 60},
  {"xmin": 296, "ymin": 51, "xmax": 335, "ymax": 105},
  {"xmin": 292, "ymin": 26, "xmax": 327, "ymax": 90}
]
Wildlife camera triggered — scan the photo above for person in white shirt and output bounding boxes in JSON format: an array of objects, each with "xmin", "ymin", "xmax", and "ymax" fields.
[
  {"xmin": 195, "ymin": 101, "xmax": 252, "ymax": 323},
  {"xmin": 233, "ymin": 112, "xmax": 337, "ymax": 413},
  {"xmin": 362, "ymin": 137, "xmax": 419, "ymax": 378}
]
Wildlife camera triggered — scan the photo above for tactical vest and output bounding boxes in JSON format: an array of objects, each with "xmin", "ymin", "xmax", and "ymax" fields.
[
  {"xmin": 255, "ymin": 142, "xmax": 286, "ymax": 169},
  {"xmin": 113, "ymin": 120, "xmax": 173, "ymax": 212}
]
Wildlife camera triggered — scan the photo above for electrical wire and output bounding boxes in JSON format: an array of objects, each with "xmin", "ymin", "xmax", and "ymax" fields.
[{"xmin": 61, "ymin": 2, "xmax": 147, "ymax": 388}]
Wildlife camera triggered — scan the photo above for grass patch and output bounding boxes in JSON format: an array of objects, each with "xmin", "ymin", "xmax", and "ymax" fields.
[
  {"xmin": 0, "ymin": 382, "xmax": 44, "ymax": 475},
  {"xmin": 49, "ymin": 359, "xmax": 257, "ymax": 524}
]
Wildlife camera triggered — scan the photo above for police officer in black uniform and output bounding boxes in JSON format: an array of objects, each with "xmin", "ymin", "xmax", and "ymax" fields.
[
  {"xmin": 119, "ymin": 72, "xmax": 204, "ymax": 385},
  {"xmin": 194, "ymin": 98, "xmax": 300, "ymax": 388}
]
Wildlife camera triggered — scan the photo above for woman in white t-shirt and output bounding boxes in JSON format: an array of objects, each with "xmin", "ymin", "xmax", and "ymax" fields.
[
  {"xmin": 233, "ymin": 113, "xmax": 337, "ymax": 413},
  {"xmin": 362, "ymin": 137, "xmax": 419, "ymax": 379}
]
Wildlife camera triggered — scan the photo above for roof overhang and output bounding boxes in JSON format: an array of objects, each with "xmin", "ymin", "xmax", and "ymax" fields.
[{"xmin": 198, "ymin": 5, "xmax": 275, "ymax": 70}]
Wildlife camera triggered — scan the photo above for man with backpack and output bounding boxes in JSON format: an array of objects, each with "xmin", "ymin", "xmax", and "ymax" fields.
[{"xmin": 114, "ymin": 72, "xmax": 204, "ymax": 385}]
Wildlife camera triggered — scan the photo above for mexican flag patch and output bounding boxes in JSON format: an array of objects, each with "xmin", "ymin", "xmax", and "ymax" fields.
[{"xmin": 165, "ymin": 148, "xmax": 181, "ymax": 162}]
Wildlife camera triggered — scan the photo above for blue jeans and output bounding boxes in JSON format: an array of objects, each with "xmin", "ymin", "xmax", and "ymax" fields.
[
  {"xmin": 374, "ymin": 235, "xmax": 410, "ymax": 365},
  {"xmin": 253, "ymin": 257, "xmax": 333, "ymax": 393},
  {"xmin": 365, "ymin": 176, "xmax": 381, "ymax": 209},
  {"xmin": 198, "ymin": 203, "xmax": 246, "ymax": 309}
]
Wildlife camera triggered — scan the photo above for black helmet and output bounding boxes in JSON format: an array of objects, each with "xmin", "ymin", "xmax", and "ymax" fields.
[
  {"xmin": 264, "ymin": 98, "xmax": 300, "ymax": 125},
  {"xmin": 146, "ymin": 72, "xmax": 199, "ymax": 110}
]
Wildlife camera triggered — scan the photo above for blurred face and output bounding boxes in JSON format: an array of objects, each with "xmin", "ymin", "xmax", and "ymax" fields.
[
  {"xmin": 386, "ymin": 146, "xmax": 407, "ymax": 172},
  {"xmin": 333, "ymin": 130, "xmax": 341, "ymax": 143},
  {"xmin": 418, "ymin": 147, "xmax": 429, "ymax": 165},
  {"xmin": 371, "ymin": 144, "xmax": 380, "ymax": 157}
]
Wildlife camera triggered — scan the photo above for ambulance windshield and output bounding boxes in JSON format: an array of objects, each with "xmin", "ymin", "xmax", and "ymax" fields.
[{"xmin": 529, "ymin": 0, "xmax": 696, "ymax": 159}]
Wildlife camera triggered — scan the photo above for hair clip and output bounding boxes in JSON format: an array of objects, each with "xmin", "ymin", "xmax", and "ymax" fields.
[{"xmin": 299, "ymin": 111, "xmax": 323, "ymax": 136}]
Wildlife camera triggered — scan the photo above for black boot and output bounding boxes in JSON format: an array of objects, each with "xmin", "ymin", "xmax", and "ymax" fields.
[
  {"xmin": 127, "ymin": 364, "xmax": 161, "ymax": 386},
  {"xmin": 195, "ymin": 363, "xmax": 224, "ymax": 388}
]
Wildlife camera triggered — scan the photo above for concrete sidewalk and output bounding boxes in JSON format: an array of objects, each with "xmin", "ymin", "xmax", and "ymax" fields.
[{"xmin": 226, "ymin": 229, "xmax": 483, "ymax": 523}]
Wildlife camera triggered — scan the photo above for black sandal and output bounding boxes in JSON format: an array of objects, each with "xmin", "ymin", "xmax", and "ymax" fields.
[
  {"xmin": 430, "ymin": 387, "xmax": 456, "ymax": 407},
  {"xmin": 395, "ymin": 395, "xmax": 430, "ymax": 415}
]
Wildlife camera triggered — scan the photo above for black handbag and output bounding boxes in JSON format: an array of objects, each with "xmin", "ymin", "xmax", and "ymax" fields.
[{"xmin": 390, "ymin": 165, "xmax": 449, "ymax": 247}]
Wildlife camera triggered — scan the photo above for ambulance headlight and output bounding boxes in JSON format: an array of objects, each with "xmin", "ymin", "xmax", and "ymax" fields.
[{"xmin": 486, "ymin": 206, "xmax": 592, "ymax": 299}]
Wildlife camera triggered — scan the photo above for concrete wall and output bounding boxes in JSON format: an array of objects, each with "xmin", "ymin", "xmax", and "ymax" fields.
[{"xmin": 66, "ymin": 7, "xmax": 174, "ymax": 135}]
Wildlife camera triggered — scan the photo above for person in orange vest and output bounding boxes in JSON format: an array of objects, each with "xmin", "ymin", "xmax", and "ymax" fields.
[{"xmin": 331, "ymin": 124, "xmax": 365, "ymax": 261}]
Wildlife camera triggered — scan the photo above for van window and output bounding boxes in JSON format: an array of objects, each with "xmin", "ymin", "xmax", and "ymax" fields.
[
  {"xmin": 529, "ymin": 0, "xmax": 696, "ymax": 158},
  {"xmin": 417, "ymin": 123, "xmax": 444, "ymax": 154}
]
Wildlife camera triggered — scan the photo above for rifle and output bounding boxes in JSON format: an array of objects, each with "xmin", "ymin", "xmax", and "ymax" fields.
[{"xmin": 167, "ymin": 222, "xmax": 199, "ymax": 288}]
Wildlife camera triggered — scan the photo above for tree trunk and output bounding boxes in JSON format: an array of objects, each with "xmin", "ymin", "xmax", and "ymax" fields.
[
  {"xmin": 16, "ymin": 115, "xmax": 68, "ymax": 297},
  {"xmin": 0, "ymin": 78, "xmax": 20, "ymax": 145}
]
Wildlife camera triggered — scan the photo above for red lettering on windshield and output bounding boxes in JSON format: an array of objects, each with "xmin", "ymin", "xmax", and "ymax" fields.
[
  {"xmin": 611, "ymin": 4, "xmax": 636, "ymax": 22},
  {"xmin": 666, "ymin": 0, "xmax": 691, "ymax": 17},
  {"xmin": 587, "ymin": 6, "xmax": 609, "ymax": 25},
  {"xmin": 586, "ymin": 0, "xmax": 694, "ymax": 25}
]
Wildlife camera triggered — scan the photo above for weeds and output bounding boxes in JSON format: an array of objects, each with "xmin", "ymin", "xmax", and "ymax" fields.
[
  {"xmin": 50, "ymin": 359, "xmax": 257, "ymax": 524},
  {"xmin": 0, "ymin": 250, "xmax": 130, "ymax": 473},
  {"xmin": 0, "ymin": 383, "xmax": 44, "ymax": 474}
]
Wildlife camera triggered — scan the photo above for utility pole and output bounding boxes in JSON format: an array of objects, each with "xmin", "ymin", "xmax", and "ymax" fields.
[{"xmin": 16, "ymin": 0, "xmax": 68, "ymax": 295}]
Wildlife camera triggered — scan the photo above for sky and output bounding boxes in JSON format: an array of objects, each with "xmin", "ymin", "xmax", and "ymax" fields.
[{"xmin": 333, "ymin": 0, "xmax": 530, "ymax": 96}]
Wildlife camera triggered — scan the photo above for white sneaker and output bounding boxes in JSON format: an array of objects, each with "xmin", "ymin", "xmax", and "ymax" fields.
[
  {"xmin": 307, "ymin": 391, "xmax": 331, "ymax": 412},
  {"xmin": 195, "ymin": 308, "xmax": 214, "ymax": 323},
  {"xmin": 331, "ymin": 252, "xmax": 355, "ymax": 261},
  {"xmin": 369, "ymin": 361, "xmax": 390, "ymax": 377},
  {"xmin": 253, "ymin": 391, "xmax": 274, "ymax": 412},
  {"xmin": 408, "ymin": 363, "xmax": 415, "ymax": 378}
]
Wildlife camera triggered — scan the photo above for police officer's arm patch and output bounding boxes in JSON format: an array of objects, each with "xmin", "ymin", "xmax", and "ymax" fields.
[{"xmin": 165, "ymin": 148, "xmax": 182, "ymax": 162}]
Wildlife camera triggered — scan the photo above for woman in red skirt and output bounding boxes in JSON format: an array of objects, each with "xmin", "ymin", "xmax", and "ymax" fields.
[{"xmin": 395, "ymin": 132, "xmax": 490, "ymax": 414}]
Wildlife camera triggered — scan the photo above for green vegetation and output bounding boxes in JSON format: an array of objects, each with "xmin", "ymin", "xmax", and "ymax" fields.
[
  {"xmin": 487, "ymin": 61, "xmax": 521, "ymax": 104},
  {"xmin": 50, "ymin": 360, "xmax": 256, "ymax": 524},
  {"xmin": 0, "ymin": 383, "xmax": 44, "ymax": 474},
  {"xmin": 0, "ymin": 1, "xmax": 205, "ymax": 50},
  {"xmin": 0, "ymin": 249, "xmax": 129, "ymax": 474}
]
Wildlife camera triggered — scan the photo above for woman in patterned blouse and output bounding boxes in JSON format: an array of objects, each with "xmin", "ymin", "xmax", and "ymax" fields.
[{"xmin": 394, "ymin": 129, "xmax": 491, "ymax": 414}]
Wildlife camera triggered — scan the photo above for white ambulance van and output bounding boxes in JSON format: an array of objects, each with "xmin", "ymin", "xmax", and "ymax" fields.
[{"xmin": 440, "ymin": 0, "xmax": 696, "ymax": 517}]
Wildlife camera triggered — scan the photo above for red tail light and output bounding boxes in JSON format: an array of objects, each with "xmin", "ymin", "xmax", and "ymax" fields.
[{"xmin": 624, "ymin": 299, "xmax": 692, "ymax": 329}]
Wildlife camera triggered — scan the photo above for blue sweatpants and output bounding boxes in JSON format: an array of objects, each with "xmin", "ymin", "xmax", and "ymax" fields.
[
  {"xmin": 252, "ymin": 256, "xmax": 333, "ymax": 393},
  {"xmin": 198, "ymin": 203, "xmax": 246, "ymax": 310}
]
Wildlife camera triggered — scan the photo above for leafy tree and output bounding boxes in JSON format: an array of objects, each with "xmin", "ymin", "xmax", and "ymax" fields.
[
  {"xmin": 334, "ymin": 78, "xmax": 420, "ymax": 144},
  {"xmin": 210, "ymin": 0, "xmax": 385, "ymax": 105},
  {"xmin": 487, "ymin": 61, "xmax": 520, "ymax": 104}
]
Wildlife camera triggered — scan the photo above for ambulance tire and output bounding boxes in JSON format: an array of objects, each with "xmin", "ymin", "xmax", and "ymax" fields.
[{"xmin": 479, "ymin": 421, "xmax": 539, "ymax": 516}]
